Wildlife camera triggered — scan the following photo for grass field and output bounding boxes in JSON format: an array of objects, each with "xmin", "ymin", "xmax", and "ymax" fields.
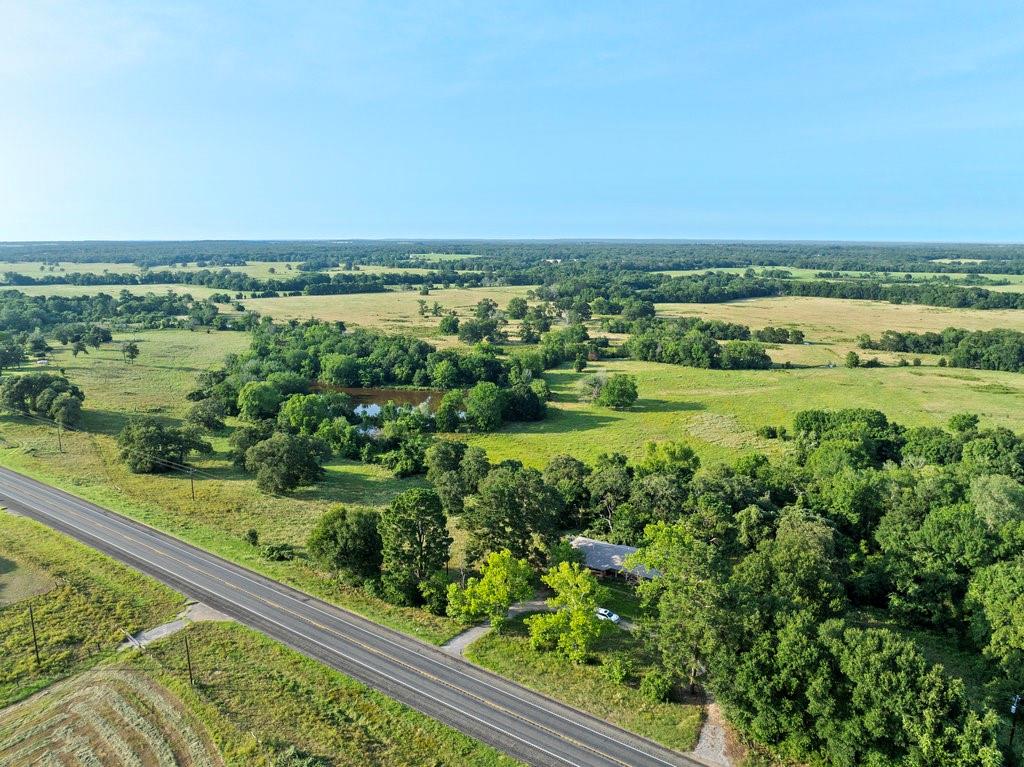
[
  {"xmin": 0, "ymin": 330, "xmax": 462, "ymax": 643},
  {"xmin": 138, "ymin": 622, "xmax": 520, "ymax": 767},
  {"xmin": 465, "ymin": 615, "xmax": 703, "ymax": 753},
  {"xmin": 656, "ymin": 296, "xmax": 1024, "ymax": 338},
  {"xmin": 0, "ymin": 514, "xmax": 183, "ymax": 707},
  {"xmin": 464, "ymin": 356, "xmax": 1024, "ymax": 466},
  {"xmin": 241, "ymin": 285, "xmax": 534, "ymax": 335}
]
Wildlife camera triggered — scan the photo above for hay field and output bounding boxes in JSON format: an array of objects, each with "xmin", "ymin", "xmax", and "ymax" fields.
[
  {"xmin": 0, "ymin": 667, "xmax": 222, "ymax": 767},
  {"xmin": 656, "ymin": 296, "xmax": 1024, "ymax": 340},
  {"xmin": 241, "ymin": 285, "xmax": 534, "ymax": 333}
]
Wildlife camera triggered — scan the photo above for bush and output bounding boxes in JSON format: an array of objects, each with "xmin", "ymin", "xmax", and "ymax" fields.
[
  {"xmin": 244, "ymin": 528, "xmax": 259, "ymax": 546},
  {"xmin": 639, "ymin": 670, "xmax": 675, "ymax": 703},
  {"xmin": 596, "ymin": 374, "xmax": 638, "ymax": 409},
  {"xmin": 601, "ymin": 653, "xmax": 635, "ymax": 685},
  {"xmin": 263, "ymin": 542, "xmax": 297, "ymax": 561}
]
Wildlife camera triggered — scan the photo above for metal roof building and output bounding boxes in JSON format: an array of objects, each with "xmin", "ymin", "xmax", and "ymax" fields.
[{"xmin": 569, "ymin": 535, "xmax": 660, "ymax": 580}]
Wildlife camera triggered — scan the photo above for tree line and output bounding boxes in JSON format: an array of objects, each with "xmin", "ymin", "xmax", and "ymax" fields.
[{"xmin": 859, "ymin": 327, "xmax": 1024, "ymax": 373}]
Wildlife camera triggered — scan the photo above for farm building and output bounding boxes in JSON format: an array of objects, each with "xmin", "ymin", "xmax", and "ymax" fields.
[{"xmin": 569, "ymin": 535, "xmax": 659, "ymax": 580}]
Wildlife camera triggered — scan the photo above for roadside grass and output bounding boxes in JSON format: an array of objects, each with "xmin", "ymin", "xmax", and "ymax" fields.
[
  {"xmin": 0, "ymin": 514, "xmax": 183, "ymax": 708},
  {"xmin": 135, "ymin": 622, "xmax": 522, "ymax": 767},
  {"xmin": 465, "ymin": 614, "xmax": 703, "ymax": 753},
  {"xmin": 0, "ymin": 554, "xmax": 56, "ymax": 608}
]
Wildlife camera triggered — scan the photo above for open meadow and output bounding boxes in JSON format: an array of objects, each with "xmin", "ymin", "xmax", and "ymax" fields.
[{"xmin": 241, "ymin": 285, "xmax": 534, "ymax": 335}]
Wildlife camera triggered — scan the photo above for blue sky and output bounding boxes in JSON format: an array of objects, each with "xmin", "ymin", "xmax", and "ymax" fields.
[{"xmin": 1, "ymin": 1, "xmax": 1022, "ymax": 241}]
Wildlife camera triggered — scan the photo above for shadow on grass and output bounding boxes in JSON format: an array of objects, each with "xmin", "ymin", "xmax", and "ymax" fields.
[
  {"xmin": 633, "ymin": 399, "xmax": 705, "ymax": 414},
  {"xmin": 507, "ymin": 409, "xmax": 620, "ymax": 434},
  {"xmin": 290, "ymin": 462, "xmax": 426, "ymax": 506}
]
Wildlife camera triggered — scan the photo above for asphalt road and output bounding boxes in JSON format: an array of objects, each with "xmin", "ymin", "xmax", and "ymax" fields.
[{"xmin": 0, "ymin": 466, "xmax": 702, "ymax": 767}]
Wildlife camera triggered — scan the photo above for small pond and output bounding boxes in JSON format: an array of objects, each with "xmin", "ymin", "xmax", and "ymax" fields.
[{"xmin": 332, "ymin": 386, "xmax": 444, "ymax": 417}]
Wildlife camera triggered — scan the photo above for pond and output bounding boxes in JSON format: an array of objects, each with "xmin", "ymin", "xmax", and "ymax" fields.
[{"xmin": 333, "ymin": 386, "xmax": 445, "ymax": 417}]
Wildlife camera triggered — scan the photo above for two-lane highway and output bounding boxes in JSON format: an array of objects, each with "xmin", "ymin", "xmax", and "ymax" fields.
[{"xmin": 0, "ymin": 466, "xmax": 701, "ymax": 767}]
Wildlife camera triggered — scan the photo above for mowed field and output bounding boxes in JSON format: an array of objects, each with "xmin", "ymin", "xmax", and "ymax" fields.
[
  {"xmin": 657, "ymin": 295, "xmax": 1024, "ymax": 337},
  {"xmin": 241, "ymin": 285, "xmax": 535, "ymax": 334}
]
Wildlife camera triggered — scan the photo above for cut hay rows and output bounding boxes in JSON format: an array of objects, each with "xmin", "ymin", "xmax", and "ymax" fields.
[{"xmin": 0, "ymin": 666, "xmax": 222, "ymax": 767}]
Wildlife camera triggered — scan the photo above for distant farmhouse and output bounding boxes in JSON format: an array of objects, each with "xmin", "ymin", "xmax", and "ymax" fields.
[{"xmin": 569, "ymin": 536, "xmax": 660, "ymax": 580}]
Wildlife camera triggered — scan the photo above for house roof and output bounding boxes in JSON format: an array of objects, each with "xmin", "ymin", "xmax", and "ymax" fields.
[{"xmin": 569, "ymin": 535, "xmax": 659, "ymax": 579}]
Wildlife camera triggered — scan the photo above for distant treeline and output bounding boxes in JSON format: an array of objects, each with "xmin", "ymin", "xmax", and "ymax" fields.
[
  {"xmin": 4, "ymin": 239, "xmax": 1024, "ymax": 275},
  {"xmin": 0, "ymin": 268, "xmax": 534, "ymax": 295},
  {"xmin": 0, "ymin": 290, "xmax": 252, "ymax": 332},
  {"xmin": 859, "ymin": 327, "xmax": 1024, "ymax": 373}
]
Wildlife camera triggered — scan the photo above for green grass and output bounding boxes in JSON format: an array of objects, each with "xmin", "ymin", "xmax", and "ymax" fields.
[
  {"xmin": 132, "ymin": 622, "xmax": 521, "ymax": 767},
  {"xmin": 465, "ymin": 615, "xmax": 703, "ymax": 753},
  {"xmin": 464, "ymin": 356, "xmax": 1024, "ymax": 467},
  {"xmin": 0, "ymin": 514, "xmax": 183, "ymax": 707},
  {"xmin": 0, "ymin": 330, "xmax": 462, "ymax": 643}
]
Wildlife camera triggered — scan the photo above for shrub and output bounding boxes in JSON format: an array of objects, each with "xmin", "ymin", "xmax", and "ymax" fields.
[{"xmin": 639, "ymin": 670, "xmax": 675, "ymax": 703}]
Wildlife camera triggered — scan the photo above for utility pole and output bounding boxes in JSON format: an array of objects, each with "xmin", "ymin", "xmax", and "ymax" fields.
[
  {"xmin": 56, "ymin": 424, "xmax": 63, "ymax": 453},
  {"xmin": 189, "ymin": 470, "xmax": 196, "ymax": 501},
  {"xmin": 1010, "ymin": 694, "xmax": 1021, "ymax": 752},
  {"xmin": 28, "ymin": 604, "xmax": 41, "ymax": 667},
  {"xmin": 184, "ymin": 635, "xmax": 195, "ymax": 686}
]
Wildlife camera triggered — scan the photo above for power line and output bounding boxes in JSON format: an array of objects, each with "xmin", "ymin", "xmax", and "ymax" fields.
[{"xmin": 5, "ymin": 409, "xmax": 219, "ymax": 480}]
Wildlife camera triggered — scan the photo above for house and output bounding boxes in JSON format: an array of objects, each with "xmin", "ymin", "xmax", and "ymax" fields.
[{"xmin": 569, "ymin": 535, "xmax": 659, "ymax": 580}]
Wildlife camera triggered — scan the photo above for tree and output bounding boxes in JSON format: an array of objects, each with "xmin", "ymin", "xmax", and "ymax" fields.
[
  {"xmin": 117, "ymin": 417, "xmax": 212, "ymax": 473},
  {"xmin": 506, "ymin": 297, "xmax": 528, "ymax": 319},
  {"xmin": 634, "ymin": 440, "xmax": 700, "ymax": 482},
  {"xmin": 122, "ymin": 341, "xmax": 140, "ymax": 363},
  {"xmin": 1, "ymin": 372, "xmax": 85, "ymax": 427},
  {"xmin": 307, "ymin": 506, "xmax": 382, "ymax": 579},
  {"xmin": 434, "ymin": 389, "xmax": 463, "ymax": 432},
  {"xmin": 438, "ymin": 313, "xmax": 459, "ymax": 334},
  {"xmin": 466, "ymin": 466, "xmax": 561, "ymax": 563},
  {"xmin": 446, "ymin": 549, "xmax": 533, "ymax": 631},
  {"xmin": 0, "ymin": 337, "xmax": 26, "ymax": 372},
  {"xmin": 844, "ymin": 350, "xmax": 861, "ymax": 368},
  {"xmin": 185, "ymin": 398, "xmax": 226, "ymax": 431},
  {"xmin": 966, "ymin": 559, "xmax": 1024, "ymax": 683},
  {"xmin": 543, "ymin": 454, "xmax": 591, "ymax": 526},
  {"xmin": 244, "ymin": 432, "xmax": 328, "ymax": 493},
  {"xmin": 70, "ymin": 340, "xmax": 88, "ymax": 357},
  {"xmin": 379, "ymin": 488, "xmax": 452, "ymax": 606},
  {"xmin": 525, "ymin": 561, "xmax": 605, "ymax": 664},
  {"xmin": 596, "ymin": 374, "xmax": 638, "ymax": 409},
  {"xmin": 632, "ymin": 522, "xmax": 725, "ymax": 692},
  {"xmin": 237, "ymin": 381, "xmax": 283, "ymax": 422},
  {"xmin": 465, "ymin": 381, "xmax": 505, "ymax": 431},
  {"xmin": 585, "ymin": 452, "xmax": 632, "ymax": 531}
]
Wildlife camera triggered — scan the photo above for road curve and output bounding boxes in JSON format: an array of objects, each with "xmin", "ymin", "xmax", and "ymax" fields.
[{"xmin": 0, "ymin": 466, "xmax": 702, "ymax": 767}]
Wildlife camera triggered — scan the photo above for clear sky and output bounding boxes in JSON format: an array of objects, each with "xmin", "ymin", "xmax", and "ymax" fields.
[{"xmin": 1, "ymin": 1, "xmax": 1022, "ymax": 242}]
